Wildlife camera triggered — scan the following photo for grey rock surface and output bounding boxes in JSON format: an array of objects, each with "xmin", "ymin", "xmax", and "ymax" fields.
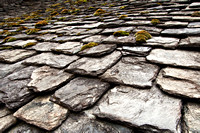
[
  {"xmin": 100, "ymin": 57, "xmax": 159, "ymax": 88},
  {"xmin": 122, "ymin": 46, "xmax": 151, "ymax": 56},
  {"xmin": 103, "ymin": 35, "xmax": 136, "ymax": 45},
  {"xmin": 28, "ymin": 66, "xmax": 74, "ymax": 92},
  {"xmin": 28, "ymin": 42, "xmax": 59, "ymax": 52},
  {"xmin": 3, "ymin": 40, "xmax": 37, "ymax": 48},
  {"xmin": 23, "ymin": 52, "xmax": 79, "ymax": 68},
  {"xmin": 95, "ymin": 85, "xmax": 182, "ymax": 133},
  {"xmin": 179, "ymin": 36, "xmax": 200, "ymax": 47},
  {"xmin": 51, "ymin": 77, "xmax": 110, "ymax": 112},
  {"xmin": 14, "ymin": 96, "xmax": 69, "ymax": 131},
  {"xmin": 161, "ymin": 28, "xmax": 200, "ymax": 36},
  {"xmin": 82, "ymin": 35, "xmax": 107, "ymax": 43},
  {"xmin": 66, "ymin": 51, "xmax": 122, "ymax": 76},
  {"xmin": 147, "ymin": 49, "xmax": 200, "ymax": 69}
]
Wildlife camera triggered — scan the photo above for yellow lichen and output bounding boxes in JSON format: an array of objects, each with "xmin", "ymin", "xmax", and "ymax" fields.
[
  {"xmin": 22, "ymin": 42, "xmax": 37, "ymax": 48},
  {"xmin": 151, "ymin": 19, "xmax": 160, "ymax": 25},
  {"xmin": 93, "ymin": 9, "xmax": 106, "ymax": 16},
  {"xmin": 3, "ymin": 37, "xmax": 17, "ymax": 43},
  {"xmin": 0, "ymin": 46, "xmax": 13, "ymax": 50},
  {"xmin": 134, "ymin": 30, "xmax": 152, "ymax": 43},
  {"xmin": 119, "ymin": 6, "xmax": 126, "ymax": 9},
  {"xmin": 26, "ymin": 28, "xmax": 40, "ymax": 35},
  {"xmin": 119, "ymin": 15, "xmax": 128, "ymax": 19},
  {"xmin": 6, "ymin": 22, "xmax": 19, "ymax": 27},
  {"xmin": 61, "ymin": 9, "xmax": 69, "ymax": 14},
  {"xmin": 113, "ymin": 31, "xmax": 130, "ymax": 36},
  {"xmin": 191, "ymin": 11, "xmax": 200, "ymax": 17},
  {"xmin": 81, "ymin": 42, "xmax": 98, "ymax": 51},
  {"xmin": 35, "ymin": 20, "xmax": 48, "ymax": 27},
  {"xmin": 51, "ymin": 3, "xmax": 61, "ymax": 8}
]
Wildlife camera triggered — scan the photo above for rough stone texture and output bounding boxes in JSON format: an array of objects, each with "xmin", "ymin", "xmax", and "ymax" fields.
[
  {"xmin": 28, "ymin": 42, "xmax": 59, "ymax": 52},
  {"xmin": 23, "ymin": 52, "xmax": 79, "ymax": 68},
  {"xmin": 161, "ymin": 28, "xmax": 200, "ymax": 36},
  {"xmin": 0, "ymin": 49, "xmax": 36, "ymax": 63},
  {"xmin": 158, "ymin": 21, "xmax": 188, "ymax": 28},
  {"xmin": 82, "ymin": 35, "xmax": 107, "ymax": 43},
  {"xmin": 179, "ymin": 36, "xmax": 200, "ymax": 47},
  {"xmin": 14, "ymin": 96, "xmax": 69, "ymax": 131},
  {"xmin": 100, "ymin": 57, "xmax": 159, "ymax": 88},
  {"xmin": 36, "ymin": 34, "xmax": 57, "ymax": 41},
  {"xmin": 0, "ymin": 107, "xmax": 17, "ymax": 132},
  {"xmin": 53, "ymin": 113, "xmax": 133, "ymax": 133},
  {"xmin": 78, "ymin": 44, "xmax": 117, "ymax": 57},
  {"xmin": 95, "ymin": 85, "xmax": 182, "ymax": 133},
  {"xmin": 101, "ymin": 27, "xmax": 134, "ymax": 34},
  {"xmin": 28, "ymin": 66, "xmax": 74, "ymax": 92},
  {"xmin": 51, "ymin": 77, "xmax": 110, "ymax": 112},
  {"xmin": 183, "ymin": 102, "xmax": 200, "ymax": 133},
  {"xmin": 188, "ymin": 22, "xmax": 200, "ymax": 28},
  {"xmin": 103, "ymin": 35, "xmax": 136, "ymax": 45},
  {"xmin": 53, "ymin": 35, "xmax": 89, "ymax": 43},
  {"xmin": 52, "ymin": 42, "xmax": 83, "ymax": 55},
  {"xmin": 147, "ymin": 49, "xmax": 200, "ymax": 69},
  {"xmin": 0, "ymin": 66, "xmax": 37, "ymax": 109},
  {"xmin": 3, "ymin": 40, "xmax": 37, "ymax": 48},
  {"xmin": 66, "ymin": 51, "xmax": 122, "ymax": 76},
  {"xmin": 157, "ymin": 67, "xmax": 200, "ymax": 99},
  {"xmin": 146, "ymin": 36, "xmax": 179, "ymax": 48},
  {"xmin": 136, "ymin": 26, "xmax": 162, "ymax": 35},
  {"xmin": 122, "ymin": 46, "xmax": 151, "ymax": 56}
]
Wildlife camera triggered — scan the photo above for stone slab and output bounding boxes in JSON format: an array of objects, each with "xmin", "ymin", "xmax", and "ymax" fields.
[
  {"xmin": 103, "ymin": 35, "xmax": 136, "ymax": 45},
  {"xmin": 36, "ymin": 34, "xmax": 57, "ymax": 41},
  {"xmin": 3, "ymin": 40, "xmax": 37, "ymax": 48},
  {"xmin": 179, "ymin": 36, "xmax": 200, "ymax": 47},
  {"xmin": 161, "ymin": 28, "xmax": 200, "ymax": 36},
  {"xmin": 82, "ymin": 35, "xmax": 107, "ymax": 43},
  {"xmin": 28, "ymin": 42, "xmax": 59, "ymax": 52}
]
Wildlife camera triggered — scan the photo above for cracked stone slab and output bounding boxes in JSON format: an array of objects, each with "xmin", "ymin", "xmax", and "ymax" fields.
[
  {"xmin": 23, "ymin": 52, "xmax": 79, "ymax": 68},
  {"xmin": 28, "ymin": 66, "xmax": 74, "ymax": 92},
  {"xmin": 0, "ymin": 66, "xmax": 37, "ymax": 109},
  {"xmin": 122, "ymin": 46, "xmax": 152, "ymax": 56},
  {"xmin": 161, "ymin": 28, "xmax": 200, "ymax": 36},
  {"xmin": 52, "ymin": 42, "xmax": 83, "ymax": 55},
  {"xmin": 156, "ymin": 67, "xmax": 200, "ymax": 99},
  {"xmin": 94, "ymin": 85, "xmax": 182, "ymax": 133},
  {"xmin": 100, "ymin": 57, "xmax": 159, "ymax": 88},
  {"xmin": 0, "ymin": 107, "xmax": 17, "ymax": 132},
  {"xmin": 51, "ymin": 77, "xmax": 110, "ymax": 112},
  {"xmin": 147, "ymin": 49, "xmax": 200, "ymax": 69},
  {"xmin": 78, "ymin": 44, "xmax": 117, "ymax": 57},
  {"xmin": 53, "ymin": 113, "xmax": 133, "ymax": 133},
  {"xmin": 36, "ymin": 34, "xmax": 57, "ymax": 41},
  {"xmin": 0, "ymin": 49, "xmax": 36, "ymax": 63},
  {"xmin": 145, "ymin": 36, "xmax": 179, "ymax": 48},
  {"xmin": 3, "ymin": 40, "xmax": 37, "ymax": 48},
  {"xmin": 82, "ymin": 35, "xmax": 107, "ymax": 43},
  {"xmin": 14, "ymin": 96, "xmax": 69, "ymax": 131},
  {"xmin": 183, "ymin": 102, "xmax": 200, "ymax": 133},
  {"xmin": 103, "ymin": 35, "xmax": 136, "ymax": 45},
  {"xmin": 179, "ymin": 36, "xmax": 200, "ymax": 47},
  {"xmin": 66, "ymin": 51, "xmax": 122, "ymax": 76},
  {"xmin": 28, "ymin": 42, "xmax": 59, "ymax": 52}
]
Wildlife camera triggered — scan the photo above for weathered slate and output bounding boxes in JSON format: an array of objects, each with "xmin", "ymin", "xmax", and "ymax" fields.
[
  {"xmin": 3, "ymin": 40, "xmax": 37, "ymax": 48},
  {"xmin": 28, "ymin": 42, "xmax": 59, "ymax": 52},
  {"xmin": 103, "ymin": 35, "xmax": 136, "ymax": 45},
  {"xmin": 179, "ymin": 36, "xmax": 200, "ymax": 47}
]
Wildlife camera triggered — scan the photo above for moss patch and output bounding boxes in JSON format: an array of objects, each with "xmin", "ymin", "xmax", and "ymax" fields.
[
  {"xmin": 3, "ymin": 37, "xmax": 17, "ymax": 43},
  {"xmin": 93, "ymin": 9, "xmax": 106, "ymax": 16},
  {"xmin": 191, "ymin": 11, "xmax": 200, "ymax": 17},
  {"xmin": 134, "ymin": 30, "xmax": 152, "ymax": 43},
  {"xmin": 119, "ymin": 15, "xmax": 128, "ymax": 19},
  {"xmin": 113, "ymin": 31, "xmax": 130, "ymax": 36},
  {"xmin": 16, "ymin": 26, "xmax": 28, "ymax": 32},
  {"xmin": 35, "ymin": 20, "xmax": 48, "ymax": 27},
  {"xmin": 140, "ymin": 11, "xmax": 150, "ymax": 15},
  {"xmin": 26, "ymin": 28, "xmax": 40, "ymax": 35},
  {"xmin": 81, "ymin": 42, "xmax": 98, "ymax": 51},
  {"xmin": 22, "ymin": 42, "xmax": 37, "ymax": 48},
  {"xmin": 151, "ymin": 19, "xmax": 160, "ymax": 25}
]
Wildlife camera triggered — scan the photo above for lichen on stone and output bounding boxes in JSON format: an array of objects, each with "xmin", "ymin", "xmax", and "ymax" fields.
[
  {"xmin": 26, "ymin": 28, "xmax": 40, "ymax": 35},
  {"xmin": 81, "ymin": 42, "xmax": 99, "ymax": 51},
  {"xmin": 119, "ymin": 15, "xmax": 128, "ymax": 19},
  {"xmin": 191, "ymin": 11, "xmax": 200, "ymax": 17},
  {"xmin": 93, "ymin": 9, "xmax": 106, "ymax": 16},
  {"xmin": 22, "ymin": 42, "xmax": 37, "ymax": 48},
  {"xmin": 151, "ymin": 19, "xmax": 160, "ymax": 25},
  {"xmin": 134, "ymin": 30, "xmax": 152, "ymax": 43},
  {"xmin": 3, "ymin": 37, "xmax": 17, "ymax": 43},
  {"xmin": 113, "ymin": 31, "xmax": 130, "ymax": 36}
]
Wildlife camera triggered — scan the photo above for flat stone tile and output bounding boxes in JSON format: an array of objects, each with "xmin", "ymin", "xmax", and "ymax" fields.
[
  {"xmin": 100, "ymin": 57, "xmax": 159, "ymax": 88},
  {"xmin": 11, "ymin": 34, "xmax": 37, "ymax": 40},
  {"xmin": 3, "ymin": 40, "xmax": 37, "ymax": 48},
  {"xmin": 145, "ymin": 36, "xmax": 179, "ymax": 48},
  {"xmin": 36, "ymin": 34, "xmax": 57, "ymax": 41},
  {"xmin": 51, "ymin": 77, "xmax": 110, "ymax": 112},
  {"xmin": 103, "ymin": 35, "xmax": 136, "ymax": 45},
  {"xmin": 125, "ymin": 21, "xmax": 151, "ymax": 26},
  {"xmin": 28, "ymin": 42, "xmax": 59, "ymax": 52},
  {"xmin": 157, "ymin": 67, "xmax": 200, "ymax": 99},
  {"xmin": 23, "ymin": 52, "xmax": 79, "ymax": 68},
  {"xmin": 158, "ymin": 21, "xmax": 188, "ymax": 28},
  {"xmin": 28, "ymin": 66, "xmax": 74, "ymax": 92},
  {"xmin": 147, "ymin": 49, "xmax": 200, "ymax": 69},
  {"xmin": 183, "ymin": 102, "xmax": 200, "ymax": 133},
  {"xmin": 136, "ymin": 26, "xmax": 162, "ymax": 35},
  {"xmin": 101, "ymin": 27, "xmax": 134, "ymax": 34},
  {"xmin": 0, "ymin": 49, "xmax": 36, "ymax": 63},
  {"xmin": 14, "ymin": 96, "xmax": 69, "ymax": 131},
  {"xmin": 161, "ymin": 28, "xmax": 200, "ymax": 36},
  {"xmin": 52, "ymin": 42, "xmax": 83, "ymax": 55},
  {"xmin": 82, "ymin": 35, "xmax": 107, "ymax": 43},
  {"xmin": 0, "ymin": 66, "xmax": 37, "ymax": 109},
  {"xmin": 122, "ymin": 46, "xmax": 152, "ymax": 56},
  {"xmin": 53, "ymin": 113, "xmax": 133, "ymax": 133},
  {"xmin": 189, "ymin": 2, "xmax": 200, "ymax": 8},
  {"xmin": 179, "ymin": 36, "xmax": 200, "ymax": 47},
  {"xmin": 66, "ymin": 51, "xmax": 122, "ymax": 76},
  {"xmin": 173, "ymin": 16, "xmax": 200, "ymax": 22},
  {"xmin": 75, "ymin": 22, "xmax": 103, "ymax": 29},
  {"xmin": 188, "ymin": 22, "xmax": 200, "ymax": 28},
  {"xmin": 78, "ymin": 44, "xmax": 117, "ymax": 57},
  {"xmin": 53, "ymin": 35, "xmax": 89, "ymax": 43},
  {"xmin": 95, "ymin": 85, "xmax": 182, "ymax": 133}
]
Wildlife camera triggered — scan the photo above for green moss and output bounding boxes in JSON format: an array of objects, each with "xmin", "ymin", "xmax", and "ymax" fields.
[
  {"xmin": 93, "ymin": 9, "xmax": 106, "ymax": 16},
  {"xmin": 191, "ymin": 11, "xmax": 200, "ymax": 17},
  {"xmin": 51, "ymin": 3, "xmax": 61, "ymax": 8},
  {"xmin": 109, "ymin": 4, "xmax": 115, "ymax": 7},
  {"xmin": 119, "ymin": 6, "xmax": 126, "ymax": 9},
  {"xmin": 0, "ymin": 46, "xmax": 13, "ymax": 50},
  {"xmin": 61, "ymin": 9, "xmax": 69, "ymax": 14},
  {"xmin": 58, "ymin": 17, "xmax": 67, "ymax": 21},
  {"xmin": 134, "ymin": 30, "xmax": 152, "ymax": 43},
  {"xmin": 6, "ymin": 22, "xmax": 19, "ymax": 27},
  {"xmin": 113, "ymin": 31, "xmax": 130, "ymax": 36},
  {"xmin": 35, "ymin": 20, "xmax": 48, "ymax": 27},
  {"xmin": 3, "ymin": 37, "xmax": 17, "ymax": 43},
  {"xmin": 119, "ymin": 15, "xmax": 128, "ymax": 19},
  {"xmin": 81, "ymin": 42, "xmax": 98, "ymax": 51},
  {"xmin": 51, "ymin": 11, "xmax": 59, "ymax": 16},
  {"xmin": 22, "ymin": 42, "xmax": 37, "ymax": 48},
  {"xmin": 16, "ymin": 26, "xmax": 28, "ymax": 32},
  {"xmin": 4, "ymin": 17, "xmax": 21, "ymax": 22},
  {"xmin": 89, "ymin": 6, "xmax": 95, "ymax": 9},
  {"xmin": 101, "ymin": 2, "xmax": 107, "ymax": 6},
  {"xmin": 26, "ymin": 28, "xmax": 40, "ymax": 35},
  {"xmin": 140, "ymin": 11, "xmax": 150, "ymax": 15},
  {"xmin": 151, "ymin": 19, "xmax": 160, "ymax": 25}
]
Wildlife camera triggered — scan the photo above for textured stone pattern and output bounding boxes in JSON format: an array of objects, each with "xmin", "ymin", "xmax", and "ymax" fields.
[{"xmin": 0, "ymin": 0, "xmax": 200, "ymax": 132}]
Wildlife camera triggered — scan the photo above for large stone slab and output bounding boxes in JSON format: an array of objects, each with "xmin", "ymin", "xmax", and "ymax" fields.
[
  {"xmin": 28, "ymin": 66, "xmax": 74, "ymax": 92},
  {"xmin": 145, "ymin": 36, "xmax": 179, "ymax": 48},
  {"xmin": 147, "ymin": 49, "xmax": 200, "ymax": 69},
  {"xmin": 100, "ymin": 57, "xmax": 159, "ymax": 88},
  {"xmin": 66, "ymin": 51, "xmax": 122, "ymax": 76},
  {"xmin": 51, "ymin": 77, "xmax": 110, "ymax": 112},
  {"xmin": 173, "ymin": 16, "xmax": 200, "ymax": 22},
  {"xmin": 23, "ymin": 52, "xmax": 79, "ymax": 68},
  {"xmin": 0, "ymin": 107, "xmax": 17, "ymax": 132},
  {"xmin": 122, "ymin": 46, "xmax": 152, "ymax": 56},
  {"xmin": 53, "ymin": 113, "xmax": 133, "ymax": 133},
  {"xmin": 136, "ymin": 26, "xmax": 162, "ymax": 35},
  {"xmin": 52, "ymin": 42, "xmax": 83, "ymax": 55},
  {"xmin": 14, "ymin": 96, "xmax": 69, "ymax": 131},
  {"xmin": 94, "ymin": 85, "xmax": 182, "ymax": 133},
  {"xmin": 161, "ymin": 28, "xmax": 200, "ymax": 36},
  {"xmin": 156, "ymin": 67, "xmax": 200, "ymax": 99},
  {"xmin": 53, "ymin": 35, "xmax": 89, "ymax": 43},
  {"xmin": 28, "ymin": 42, "xmax": 59, "ymax": 52},
  {"xmin": 82, "ymin": 35, "xmax": 107, "ymax": 43},
  {"xmin": 3, "ymin": 40, "xmax": 37, "ymax": 48},
  {"xmin": 0, "ymin": 66, "xmax": 37, "ymax": 109},
  {"xmin": 179, "ymin": 36, "xmax": 200, "ymax": 47},
  {"xmin": 0, "ymin": 49, "xmax": 36, "ymax": 63},
  {"xmin": 78, "ymin": 44, "xmax": 117, "ymax": 57},
  {"xmin": 103, "ymin": 35, "xmax": 136, "ymax": 45},
  {"xmin": 183, "ymin": 102, "xmax": 200, "ymax": 133}
]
